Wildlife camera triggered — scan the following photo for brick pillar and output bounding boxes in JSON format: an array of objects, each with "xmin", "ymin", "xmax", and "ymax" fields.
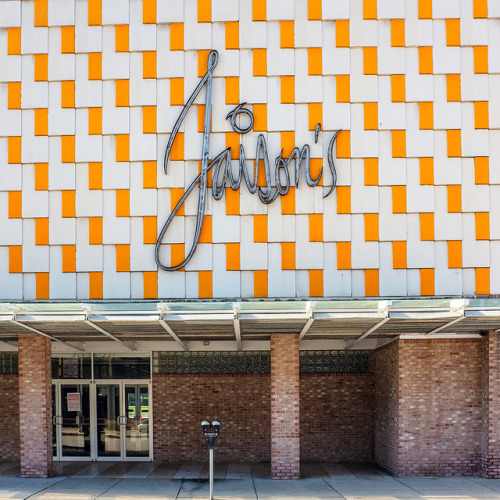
[
  {"xmin": 18, "ymin": 334, "xmax": 53, "ymax": 478},
  {"xmin": 270, "ymin": 334, "xmax": 300, "ymax": 479},
  {"xmin": 482, "ymin": 331, "xmax": 500, "ymax": 478}
]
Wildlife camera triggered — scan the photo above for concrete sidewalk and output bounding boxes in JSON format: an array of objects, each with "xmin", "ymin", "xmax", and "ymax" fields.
[{"xmin": 1, "ymin": 462, "xmax": 500, "ymax": 499}]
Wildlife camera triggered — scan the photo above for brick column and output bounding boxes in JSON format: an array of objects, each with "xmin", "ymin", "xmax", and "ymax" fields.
[
  {"xmin": 18, "ymin": 334, "xmax": 53, "ymax": 478},
  {"xmin": 270, "ymin": 334, "xmax": 300, "ymax": 479}
]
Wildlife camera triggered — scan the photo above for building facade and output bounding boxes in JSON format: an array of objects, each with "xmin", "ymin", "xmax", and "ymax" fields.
[{"xmin": 1, "ymin": 0, "xmax": 500, "ymax": 479}]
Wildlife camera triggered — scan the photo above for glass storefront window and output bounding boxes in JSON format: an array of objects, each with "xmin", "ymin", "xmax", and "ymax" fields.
[
  {"xmin": 93, "ymin": 354, "xmax": 150, "ymax": 379},
  {"xmin": 52, "ymin": 354, "xmax": 92, "ymax": 379}
]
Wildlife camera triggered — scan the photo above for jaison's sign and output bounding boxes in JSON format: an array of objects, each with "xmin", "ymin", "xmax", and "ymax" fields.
[{"xmin": 155, "ymin": 50, "xmax": 341, "ymax": 272}]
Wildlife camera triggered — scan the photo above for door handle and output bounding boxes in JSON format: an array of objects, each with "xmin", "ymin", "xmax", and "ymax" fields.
[
  {"xmin": 117, "ymin": 416, "xmax": 128, "ymax": 426},
  {"xmin": 52, "ymin": 415, "xmax": 63, "ymax": 425}
]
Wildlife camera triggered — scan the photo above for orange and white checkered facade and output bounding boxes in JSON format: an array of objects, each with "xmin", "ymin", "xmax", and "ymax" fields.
[{"xmin": 0, "ymin": 0, "xmax": 498, "ymax": 300}]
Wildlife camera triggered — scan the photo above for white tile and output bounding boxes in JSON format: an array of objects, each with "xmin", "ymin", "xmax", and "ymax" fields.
[
  {"xmin": 102, "ymin": 245, "xmax": 131, "ymax": 299},
  {"xmin": 22, "ymin": 219, "xmax": 49, "ymax": 272},
  {"xmin": 102, "ymin": 0, "xmax": 130, "ymax": 24},
  {"xmin": 49, "ymin": 246, "xmax": 77, "ymax": 299},
  {"xmin": 76, "ymin": 218, "xmax": 103, "ymax": 272},
  {"xmin": 0, "ymin": 0, "xmax": 21, "ymax": 27}
]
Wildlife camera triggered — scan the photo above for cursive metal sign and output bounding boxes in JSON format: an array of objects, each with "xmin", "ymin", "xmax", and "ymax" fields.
[{"xmin": 155, "ymin": 49, "xmax": 341, "ymax": 272}]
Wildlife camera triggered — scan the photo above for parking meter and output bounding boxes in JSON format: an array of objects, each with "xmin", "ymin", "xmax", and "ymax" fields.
[{"xmin": 201, "ymin": 419, "xmax": 222, "ymax": 500}]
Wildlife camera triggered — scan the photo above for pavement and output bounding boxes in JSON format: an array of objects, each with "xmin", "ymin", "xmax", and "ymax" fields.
[{"xmin": 1, "ymin": 461, "xmax": 500, "ymax": 499}]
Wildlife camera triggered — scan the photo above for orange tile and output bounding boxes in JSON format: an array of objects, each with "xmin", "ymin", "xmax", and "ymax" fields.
[
  {"xmin": 36, "ymin": 273, "xmax": 49, "ymax": 300},
  {"xmin": 336, "ymin": 20, "xmax": 349, "ymax": 48},
  {"xmin": 226, "ymin": 132, "xmax": 240, "ymax": 160},
  {"xmin": 143, "ymin": 161, "xmax": 157, "ymax": 189},
  {"xmin": 420, "ymin": 268, "xmax": 434, "ymax": 295},
  {"xmin": 448, "ymin": 240, "xmax": 462, "ymax": 268},
  {"xmin": 198, "ymin": 0, "xmax": 211, "ymax": 22},
  {"xmin": 171, "ymin": 243, "xmax": 185, "ymax": 269},
  {"xmin": 143, "ymin": 216, "xmax": 157, "ymax": 244},
  {"xmin": 116, "ymin": 79, "xmax": 129, "ymax": 107},
  {"xmin": 254, "ymin": 215, "xmax": 267, "ymax": 243},
  {"xmin": 418, "ymin": 0, "xmax": 432, "ymax": 18},
  {"xmin": 34, "ymin": 108, "xmax": 48, "ymax": 136},
  {"xmin": 337, "ymin": 241, "xmax": 351, "ymax": 270},
  {"xmin": 226, "ymin": 243, "xmax": 240, "ymax": 271},
  {"xmin": 336, "ymin": 75, "xmax": 350, "ymax": 103},
  {"xmin": 363, "ymin": 47, "xmax": 377, "ymax": 75},
  {"xmin": 88, "ymin": 162, "xmax": 102, "ymax": 190},
  {"xmin": 446, "ymin": 19, "xmax": 460, "ymax": 47},
  {"xmin": 391, "ymin": 74, "xmax": 405, "ymax": 102},
  {"xmin": 281, "ymin": 242, "xmax": 295, "ymax": 270},
  {"xmin": 473, "ymin": 0, "xmax": 488, "ymax": 18},
  {"xmin": 62, "ymin": 190, "xmax": 75, "ymax": 218},
  {"xmin": 199, "ymin": 271, "xmax": 213, "ymax": 298},
  {"xmin": 419, "ymin": 158, "xmax": 434, "ymax": 185},
  {"xmin": 420, "ymin": 213, "xmax": 434, "ymax": 241},
  {"xmin": 447, "ymin": 129, "xmax": 461, "ymax": 157},
  {"xmin": 62, "ymin": 245, "xmax": 76, "ymax": 272},
  {"xmin": 225, "ymin": 22, "xmax": 238, "ymax": 50},
  {"xmin": 253, "ymin": 0, "xmax": 266, "ymax": 21},
  {"xmin": 364, "ymin": 102, "xmax": 378, "ymax": 130},
  {"xmin": 364, "ymin": 158, "xmax": 378, "ymax": 186},
  {"xmin": 310, "ymin": 270, "xmax": 323, "ymax": 297},
  {"xmin": 89, "ymin": 217, "xmax": 103, "ymax": 245},
  {"xmin": 474, "ymin": 46, "xmax": 488, "ymax": 73},
  {"xmin": 143, "ymin": 106, "xmax": 157, "ymax": 134},
  {"xmin": 475, "ymin": 212, "xmax": 489, "ymax": 240},
  {"xmin": 253, "ymin": 49, "xmax": 267, "ymax": 76},
  {"xmin": 170, "ymin": 78, "xmax": 184, "ymax": 106},
  {"xmin": 281, "ymin": 76, "xmax": 295, "ymax": 104},
  {"xmin": 365, "ymin": 269, "xmax": 379, "ymax": 297},
  {"xmin": 447, "ymin": 185, "xmax": 461, "ymax": 213},
  {"xmin": 446, "ymin": 74, "xmax": 460, "ymax": 102},
  {"xmin": 7, "ymin": 82, "xmax": 21, "ymax": 109},
  {"xmin": 309, "ymin": 159, "xmax": 323, "ymax": 186},
  {"xmin": 61, "ymin": 81, "xmax": 75, "ymax": 108},
  {"xmin": 309, "ymin": 103, "xmax": 322, "ymax": 131},
  {"xmin": 392, "ymin": 186, "xmax": 406, "ymax": 213},
  {"xmin": 115, "ymin": 25, "xmax": 129, "ymax": 52},
  {"xmin": 280, "ymin": 21, "xmax": 294, "ymax": 48},
  {"xmin": 35, "ymin": 218, "xmax": 49, "ymax": 245},
  {"xmin": 365, "ymin": 213, "xmax": 378, "ymax": 241},
  {"xmin": 88, "ymin": 107, "xmax": 102, "ymax": 135},
  {"xmin": 61, "ymin": 26, "xmax": 75, "ymax": 53},
  {"xmin": 281, "ymin": 131, "xmax": 295, "ymax": 157},
  {"xmin": 116, "ymin": 134, "xmax": 129, "ymax": 162},
  {"xmin": 88, "ymin": 53, "xmax": 102, "ymax": 80},
  {"xmin": 198, "ymin": 49, "xmax": 211, "ymax": 77},
  {"xmin": 7, "ymin": 28, "xmax": 21, "ymax": 55},
  {"xmin": 308, "ymin": 47, "xmax": 322, "ymax": 75},
  {"xmin": 116, "ymin": 245, "xmax": 130, "ymax": 272},
  {"xmin": 170, "ymin": 23, "xmax": 184, "ymax": 51},
  {"xmin": 143, "ymin": 51, "xmax": 156, "ymax": 79},
  {"xmin": 143, "ymin": 0, "xmax": 156, "ymax": 23},
  {"xmin": 475, "ymin": 157, "xmax": 489, "ymax": 184},
  {"xmin": 199, "ymin": 215, "xmax": 212, "ymax": 243},
  {"xmin": 309, "ymin": 214, "xmax": 323, "ymax": 242},
  {"xmin": 35, "ymin": 163, "xmax": 49, "ymax": 190},
  {"xmin": 225, "ymin": 77, "xmax": 239, "ymax": 104},
  {"xmin": 474, "ymin": 101, "xmax": 489, "ymax": 129},
  {"xmin": 391, "ymin": 19, "xmax": 405, "ymax": 47},
  {"xmin": 392, "ymin": 130, "xmax": 406, "ymax": 158},
  {"xmin": 226, "ymin": 188, "xmax": 240, "ymax": 215},
  {"xmin": 336, "ymin": 130, "xmax": 350, "ymax": 158},
  {"xmin": 418, "ymin": 46, "xmax": 433, "ymax": 74},
  {"xmin": 144, "ymin": 271, "xmax": 158, "ymax": 299},
  {"xmin": 363, "ymin": 0, "xmax": 377, "ymax": 19},
  {"xmin": 88, "ymin": 0, "xmax": 101, "ymax": 25},
  {"xmin": 308, "ymin": 0, "xmax": 321, "ymax": 19},
  {"xmin": 116, "ymin": 189, "xmax": 130, "ymax": 217},
  {"xmin": 9, "ymin": 191, "xmax": 22, "ymax": 217},
  {"xmin": 393, "ymin": 241, "xmax": 407, "ymax": 268},
  {"xmin": 476, "ymin": 268, "xmax": 489, "ymax": 295},
  {"xmin": 419, "ymin": 102, "xmax": 433, "ymax": 130},
  {"xmin": 89, "ymin": 272, "xmax": 103, "ymax": 299},
  {"xmin": 34, "ymin": 54, "xmax": 48, "ymax": 81},
  {"xmin": 337, "ymin": 186, "xmax": 351, "ymax": 214},
  {"xmin": 61, "ymin": 136, "xmax": 75, "ymax": 163},
  {"xmin": 8, "ymin": 137, "xmax": 21, "ymax": 164},
  {"xmin": 170, "ymin": 132, "xmax": 184, "ymax": 161},
  {"xmin": 281, "ymin": 187, "xmax": 295, "ymax": 215},
  {"xmin": 9, "ymin": 246, "xmax": 22, "ymax": 273},
  {"xmin": 34, "ymin": 0, "xmax": 48, "ymax": 27},
  {"xmin": 171, "ymin": 188, "xmax": 185, "ymax": 216},
  {"xmin": 254, "ymin": 270, "xmax": 268, "ymax": 298}
]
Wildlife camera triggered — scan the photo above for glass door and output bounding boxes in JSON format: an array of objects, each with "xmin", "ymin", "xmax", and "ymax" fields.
[{"xmin": 124, "ymin": 384, "xmax": 150, "ymax": 458}]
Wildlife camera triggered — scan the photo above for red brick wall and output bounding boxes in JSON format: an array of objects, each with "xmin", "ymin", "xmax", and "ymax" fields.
[
  {"xmin": 153, "ymin": 374, "xmax": 271, "ymax": 462},
  {"xmin": 0, "ymin": 374, "xmax": 19, "ymax": 461},
  {"xmin": 373, "ymin": 340, "xmax": 399, "ymax": 475},
  {"xmin": 397, "ymin": 338, "xmax": 483, "ymax": 476},
  {"xmin": 18, "ymin": 335, "xmax": 53, "ymax": 478},
  {"xmin": 300, "ymin": 373, "xmax": 374, "ymax": 462}
]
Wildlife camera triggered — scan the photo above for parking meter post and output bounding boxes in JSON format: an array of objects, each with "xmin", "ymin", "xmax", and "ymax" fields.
[
  {"xmin": 209, "ymin": 448, "xmax": 214, "ymax": 500},
  {"xmin": 200, "ymin": 419, "xmax": 222, "ymax": 500}
]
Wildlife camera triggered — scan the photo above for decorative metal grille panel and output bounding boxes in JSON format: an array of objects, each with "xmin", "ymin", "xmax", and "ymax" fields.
[
  {"xmin": 153, "ymin": 350, "xmax": 370, "ymax": 374},
  {"xmin": 0, "ymin": 353, "xmax": 18, "ymax": 374}
]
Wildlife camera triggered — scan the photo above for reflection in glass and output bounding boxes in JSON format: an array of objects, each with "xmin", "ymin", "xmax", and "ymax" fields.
[
  {"xmin": 60, "ymin": 385, "xmax": 91, "ymax": 457},
  {"xmin": 52, "ymin": 354, "xmax": 91, "ymax": 379},
  {"xmin": 125, "ymin": 385, "xmax": 149, "ymax": 457},
  {"xmin": 52, "ymin": 385, "xmax": 57, "ymax": 457},
  {"xmin": 96, "ymin": 384, "xmax": 121, "ymax": 457},
  {"xmin": 93, "ymin": 354, "xmax": 150, "ymax": 379}
]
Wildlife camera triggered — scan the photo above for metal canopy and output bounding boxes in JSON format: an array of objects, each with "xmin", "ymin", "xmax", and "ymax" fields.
[{"xmin": 0, "ymin": 299, "xmax": 499, "ymax": 350}]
